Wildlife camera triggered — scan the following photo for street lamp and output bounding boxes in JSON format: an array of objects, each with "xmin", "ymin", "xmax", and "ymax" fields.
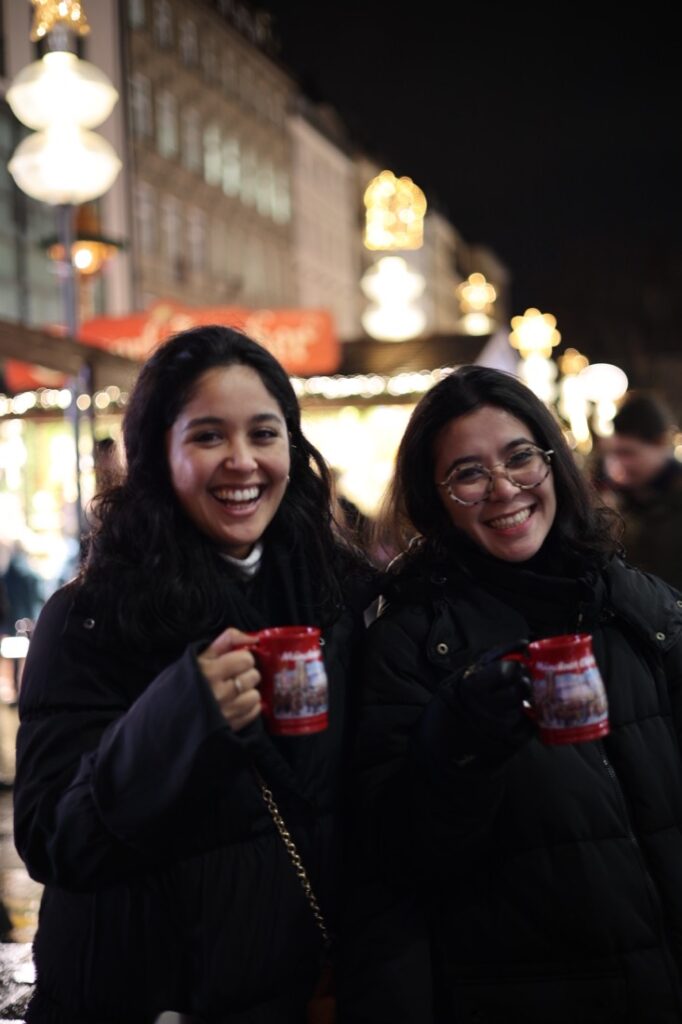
[{"xmin": 6, "ymin": 0, "xmax": 121, "ymax": 537}]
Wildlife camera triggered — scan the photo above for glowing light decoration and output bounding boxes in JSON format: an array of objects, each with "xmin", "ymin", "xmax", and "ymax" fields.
[
  {"xmin": 361, "ymin": 256, "xmax": 426, "ymax": 342},
  {"xmin": 30, "ymin": 0, "xmax": 90, "ymax": 41},
  {"xmin": 456, "ymin": 272, "xmax": 498, "ymax": 335},
  {"xmin": 46, "ymin": 202, "xmax": 121, "ymax": 276},
  {"xmin": 7, "ymin": 28, "xmax": 121, "ymax": 205},
  {"xmin": 509, "ymin": 307, "xmax": 561, "ymax": 359},
  {"xmin": 518, "ymin": 352, "xmax": 558, "ymax": 405},
  {"xmin": 558, "ymin": 347, "xmax": 589, "ymax": 376},
  {"xmin": 7, "ymin": 51, "xmax": 116, "ymax": 130},
  {"xmin": 363, "ymin": 170, "xmax": 427, "ymax": 251},
  {"xmin": 577, "ymin": 363, "xmax": 628, "ymax": 437}
]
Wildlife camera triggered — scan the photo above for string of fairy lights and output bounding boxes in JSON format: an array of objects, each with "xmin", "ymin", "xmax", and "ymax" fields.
[{"xmin": 0, "ymin": 367, "xmax": 460, "ymax": 419}]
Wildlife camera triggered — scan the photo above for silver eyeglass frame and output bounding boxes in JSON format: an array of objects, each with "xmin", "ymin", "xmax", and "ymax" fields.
[{"xmin": 438, "ymin": 446, "xmax": 554, "ymax": 506}]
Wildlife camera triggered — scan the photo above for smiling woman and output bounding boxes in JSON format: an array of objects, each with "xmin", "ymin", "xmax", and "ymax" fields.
[
  {"xmin": 166, "ymin": 364, "xmax": 291, "ymax": 557},
  {"xmin": 339, "ymin": 365, "xmax": 682, "ymax": 1024},
  {"xmin": 12, "ymin": 325, "xmax": 375, "ymax": 1024},
  {"xmin": 433, "ymin": 407, "xmax": 557, "ymax": 563}
]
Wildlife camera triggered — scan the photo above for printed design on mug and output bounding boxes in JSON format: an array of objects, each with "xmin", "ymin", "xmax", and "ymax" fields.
[
  {"xmin": 272, "ymin": 648, "xmax": 329, "ymax": 726},
  {"xmin": 533, "ymin": 654, "xmax": 607, "ymax": 729}
]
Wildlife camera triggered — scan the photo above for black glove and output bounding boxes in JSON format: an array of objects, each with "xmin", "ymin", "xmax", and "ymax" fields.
[
  {"xmin": 417, "ymin": 650, "xmax": 534, "ymax": 776},
  {"xmin": 455, "ymin": 658, "xmax": 533, "ymax": 747}
]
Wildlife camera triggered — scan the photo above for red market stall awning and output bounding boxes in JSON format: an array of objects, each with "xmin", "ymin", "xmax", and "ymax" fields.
[
  {"xmin": 1, "ymin": 301, "xmax": 337, "ymax": 393},
  {"xmin": 78, "ymin": 300, "xmax": 340, "ymax": 375}
]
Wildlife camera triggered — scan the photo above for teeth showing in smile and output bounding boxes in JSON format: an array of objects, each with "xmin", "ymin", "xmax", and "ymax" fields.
[
  {"xmin": 487, "ymin": 507, "xmax": 532, "ymax": 530},
  {"xmin": 213, "ymin": 486, "xmax": 261, "ymax": 504}
]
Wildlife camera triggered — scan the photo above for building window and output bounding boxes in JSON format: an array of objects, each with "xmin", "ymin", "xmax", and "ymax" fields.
[
  {"xmin": 239, "ymin": 64, "xmax": 254, "ymax": 105},
  {"xmin": 272, "ymin": 169, "xmax": 291, "ymax": 224},
  {"xmin": 209, "ymin": 219, "xmax": 226, "ymax": 277},
  {"xmin": 129, "ymin": 73, "xmax": 153, "ymax": 138},
  {"xmin": 128, "ymin": 0, "xmax": 146, "ymax": 28},
  {"xmin": 179, "ymin": 19, "xmax": 198, "ymax": 66},
  {"xmin": 239, "ymin": 149, "xmax": 257, "ymax": 207},
  {"xmin": 156, "ymin": 91, "xmax": 178, "ymax": 159},
  {"xmin": 243, "ymin": 234, "xmax": 264, "ymax": 302},
  {"xmin": 153, "ymin": 0, "xmax": 173, "ymax": 48},
  {"xmin": 221, "ymin": 52, "xmax": 238, "ymax": 96},
  {"xmin": 187, "ymin": 208, "xmax": 207, "ymax": 276},
  {"xmin": 222, "ymin": 137, "xmax": 241, "ymax": 196},
  {"xmin": 202, "ymin": 40, "xmax": 218, "ymax": 85},
  {"xmin": 161, "ymin": 195, "xmax": 183, "ymax": 280},
  {"xmin": 134, "ymin": 183, "xmax": 157, "ymax": 257},
  {"xmin": 203, "ymin": 125, "xmax": 222, "ymax": 187},
  {"xmin": 256, "ymin": 159, "xmax": 274, "ymax": 218},
  {"xmin": 181, "ymin": 108, "xmax": 202, "ymax": 174}
]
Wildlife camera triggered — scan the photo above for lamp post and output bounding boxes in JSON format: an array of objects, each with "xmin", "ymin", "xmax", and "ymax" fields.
[{"xmin": 6, "ymin": 0, "xmax": 121, "ymax": 538}]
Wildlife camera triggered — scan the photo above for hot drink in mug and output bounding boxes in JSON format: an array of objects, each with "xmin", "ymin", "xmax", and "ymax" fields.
[
  {"xmin": 507, "ymin": 633, "xmax": 609, "ymax": 745},
  {"xmin": 237, "ymin": 626, "xmax": 329, "ymax": 736}
]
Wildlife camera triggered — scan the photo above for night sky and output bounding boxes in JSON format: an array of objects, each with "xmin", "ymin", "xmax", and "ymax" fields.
[{"xmin": 261, "ymin": 3, "xmax": 682, "ymax": 381}]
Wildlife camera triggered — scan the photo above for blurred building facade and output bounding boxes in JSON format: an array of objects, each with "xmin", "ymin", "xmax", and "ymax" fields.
[{"xmin": 0, "ymin": 0, "xmax": 513, "ymax": 559}]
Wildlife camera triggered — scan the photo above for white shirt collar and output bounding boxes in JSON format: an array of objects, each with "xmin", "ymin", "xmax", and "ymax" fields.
[{"xmin": 220, "ymin": 541, "xmax": 263, "ymax": 579}]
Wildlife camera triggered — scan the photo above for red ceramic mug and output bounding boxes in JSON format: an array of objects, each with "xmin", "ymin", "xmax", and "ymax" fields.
[
  {"xmin": 238, "ymin": 626, "xmax": 329, "ymax": 736},
  {"xmin": 506, "ymin": 633, "xmax": 609, "ymax": 745}
]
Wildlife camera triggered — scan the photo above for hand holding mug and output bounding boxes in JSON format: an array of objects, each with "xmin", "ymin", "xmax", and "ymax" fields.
[
  {"xmin": 458, "ymin": 658, "xmax": 533, "ymax": 747},
  {"xmin": 198, "ymin": 627, "xmax": 262, "ymax": 732},
  {"xmin": 505, "ymin": 633, "xmax": 609, "ymax": 745},
  {"xmin": 236, "ymin": 626, "xmax": 329, "ymax": 736}
]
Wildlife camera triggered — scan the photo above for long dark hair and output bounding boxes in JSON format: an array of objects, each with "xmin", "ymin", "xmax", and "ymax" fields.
[
  {"xmin": 82, "ymin": 325, "xmax": 351, "ymax": 648},
  {"xmin": 378, "ymin": 364, "xmax": 621, "ymax": 566}
]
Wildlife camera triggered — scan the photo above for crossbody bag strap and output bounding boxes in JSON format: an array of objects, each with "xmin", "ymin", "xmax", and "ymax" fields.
[{"xmin": 253, "ymin": 767, "xmax": 331, "ymax": 950}]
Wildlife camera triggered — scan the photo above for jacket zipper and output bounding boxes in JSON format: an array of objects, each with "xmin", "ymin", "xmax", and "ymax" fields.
[{"xmin": 596, "ymin": 739, "xmax": 682, "ymax": 1009}]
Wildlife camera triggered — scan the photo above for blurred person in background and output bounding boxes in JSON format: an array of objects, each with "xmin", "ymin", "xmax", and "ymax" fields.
[
  {"xmin": 0, "ymin": 541, "xmax": 44, "ymax": 635},
  {"xmin": 0, "ymin": 541, "xmax": 43, "ymax": 703},
  {"xmin": 93, "ymin": 436, "xmax": 122, "ymax": 493},
  {"xmin": 601, "ymin": 390, "xmax": 682, "ymax": 589}
]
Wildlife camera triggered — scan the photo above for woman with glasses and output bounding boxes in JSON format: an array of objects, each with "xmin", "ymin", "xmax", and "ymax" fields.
[{"xmin": 339, "ymin": 365, "xmax": 682, "ymax": 1023}]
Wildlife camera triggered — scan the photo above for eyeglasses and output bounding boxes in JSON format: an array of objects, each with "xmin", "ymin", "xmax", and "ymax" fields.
[{"xmin": 438, "ymin": 445, "xmax": 554, "ymax": 506}]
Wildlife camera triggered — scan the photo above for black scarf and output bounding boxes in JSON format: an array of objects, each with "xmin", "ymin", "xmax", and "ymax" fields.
[
  {"xmin": 215, "ymin": 538, "xmax": 325, "ymax": 637},
  {"xmin": 442, "ymin": 534, "xmax": 606, "ymax": 640}
]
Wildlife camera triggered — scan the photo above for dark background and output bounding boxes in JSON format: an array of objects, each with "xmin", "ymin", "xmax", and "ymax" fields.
[{"xmin": 261, "ymin": 3, "xmax": 682, "ymax": 383}]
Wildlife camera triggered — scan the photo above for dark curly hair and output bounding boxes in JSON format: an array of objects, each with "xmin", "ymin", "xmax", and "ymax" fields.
[
  {"xmin": 377, "ymin": 364, "xmax": 621, "ymax": 566},
  {"xmin": 82, "ymin": 325, "xmax": 355, "ymax": 648}
]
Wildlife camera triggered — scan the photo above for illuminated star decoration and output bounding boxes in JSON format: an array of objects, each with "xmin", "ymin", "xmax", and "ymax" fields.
[{"xmin": 30, "ymin": 0, "xmax": 90, "ymax": 42}]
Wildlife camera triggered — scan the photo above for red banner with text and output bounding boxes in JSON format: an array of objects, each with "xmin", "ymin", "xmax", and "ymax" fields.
[
  {"xmin": 3, "ymin": 301, "xmax": 340, "ymax": 393},
  {"xmin": 78, "ymin": 301, "xmax": 340, "ymax": 374}
]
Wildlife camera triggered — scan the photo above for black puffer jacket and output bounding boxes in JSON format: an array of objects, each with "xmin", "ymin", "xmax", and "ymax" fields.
[
  {"xmin": 340, "ymin": 553, "xmax": 682, "ymax": 1024},
  {"xmin": 14, "ymin": 572, "xmax": 364, "ymax": 1024}
]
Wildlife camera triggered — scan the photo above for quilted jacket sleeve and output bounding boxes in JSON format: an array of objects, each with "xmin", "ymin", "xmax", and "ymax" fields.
[{"xmin": 13, "ymin": 586, "xmax": 262, "ymax": 891}]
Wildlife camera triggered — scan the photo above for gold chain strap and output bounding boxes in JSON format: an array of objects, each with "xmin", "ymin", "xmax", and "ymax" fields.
[{"xmin": 254, "ymin": 768, "xmax": 331, "ymax": 948}]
